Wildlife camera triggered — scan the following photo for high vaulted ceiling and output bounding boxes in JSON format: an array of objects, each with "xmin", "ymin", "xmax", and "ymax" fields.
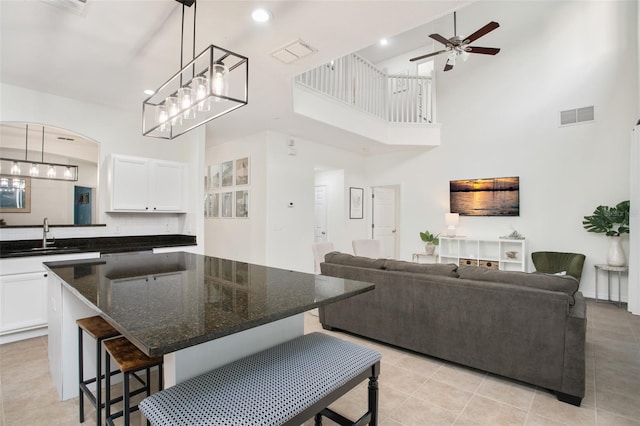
[{"xmin": 1, "ymin": 0, "xmax": 470, "ymax": 153}]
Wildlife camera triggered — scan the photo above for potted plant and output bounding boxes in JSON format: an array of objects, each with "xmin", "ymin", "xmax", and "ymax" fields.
[
  {"xmin": 420, "ymin": 230, "xmax": 439, "ymax": 255},
  {"xmin": 582, "ymin": 200, "xmax": 630, "ymax": 266}
]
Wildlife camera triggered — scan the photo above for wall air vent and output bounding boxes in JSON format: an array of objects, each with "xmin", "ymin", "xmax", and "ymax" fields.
[
  {"xmin": 41, "ymin": 0, "xmax": 88, "ymax": 16},
  {"xmin": 271, "ymin": 39, "xmax": 316, "ymax": 64},
  {"xmin": 560, "ymin": 106, "xmax": 595, "ymax": 127}
]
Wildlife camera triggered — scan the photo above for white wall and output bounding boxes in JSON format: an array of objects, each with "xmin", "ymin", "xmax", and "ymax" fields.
[
  {"xmin": 204, "ymin": 131, "xmax": 367, "ymax": 273},
  {"xmin": 0, "ymin": 83, "xmax": 203, "ymax": 248},
  {"xmin": 366, "ymin": 0, "xmax": 638, "ymax": 300}
]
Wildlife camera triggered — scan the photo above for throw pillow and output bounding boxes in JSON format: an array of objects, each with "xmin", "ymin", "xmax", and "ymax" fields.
[
  {"xmin": 457, "ymin": 265, "xmax": 579, "ymax": 305},
  {"xmin": 323, "ymin": 252, "xmax": 386, "ymax": 270},
  {"xmin": 383, "ymin": 260, "xmax": 458, "ymax": 278}
]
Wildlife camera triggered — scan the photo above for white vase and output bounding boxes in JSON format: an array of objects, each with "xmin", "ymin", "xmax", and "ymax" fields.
[
  {"xmin": 607, "ymin": 236, "xmax": 626, "ymax": 266},
  {"xmin": 425, "ymin": 243, "xmax": 436, "ymax": 255}
]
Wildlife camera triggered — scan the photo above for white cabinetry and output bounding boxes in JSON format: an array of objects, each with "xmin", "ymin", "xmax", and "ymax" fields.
[
  {"xmin": 109, "ymin": 154, "xmax": 186, "ymax": 212},
  {"xmin": 0, "ymin": 252, "xmax": 100, "ymax": 344},
  {"xmin": 439, "ymin": 237, "xmax": 527, "ymax": 272}
]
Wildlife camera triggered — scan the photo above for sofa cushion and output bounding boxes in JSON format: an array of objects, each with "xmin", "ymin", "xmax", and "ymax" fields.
[
  {"xmin": 323, "ymin": 252, "xmax": 386, "ymax": 270},
  {"xmin": 383, "ymin": 260, "xmax": 459, "ymax": 278},
  {"xmin": 457, "ymin": 265, "xmax": 579, "ymax": 304}
]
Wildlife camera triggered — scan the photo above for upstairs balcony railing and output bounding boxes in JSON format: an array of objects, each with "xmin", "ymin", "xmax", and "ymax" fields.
[{"xmin": 294, "ymin": 53, "xmax": 435, "ymax": 124}]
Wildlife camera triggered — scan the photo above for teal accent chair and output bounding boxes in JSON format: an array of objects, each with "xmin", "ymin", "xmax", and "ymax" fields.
[{"xmin": 531, "ymin": 251, "xmax": 586, "ymax": 283}]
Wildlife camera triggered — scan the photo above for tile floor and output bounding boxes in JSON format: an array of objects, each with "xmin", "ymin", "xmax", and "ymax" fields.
[{"xmin": 1, "ymin": 299, "xmax": 639, "ymax": 425}]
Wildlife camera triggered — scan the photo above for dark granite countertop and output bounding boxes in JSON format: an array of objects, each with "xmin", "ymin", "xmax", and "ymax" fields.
[
  {"xmin": 44, "ymin": 252, "xmax": 374, "ymax": 357},
  {"xmin": 0, "ymin": 234, "xmax": 196, "ymax": 258}
]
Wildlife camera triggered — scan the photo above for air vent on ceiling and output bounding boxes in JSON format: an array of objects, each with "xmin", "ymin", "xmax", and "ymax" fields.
[
  {"xmin": 271, "ymin": 39, "xmax": 316, "ymax": 64},
  {"xmin": 42, "ymin": 0, "xmax": 88, "ymax": 16},
  {"xmin": 560, "ymin": 106, "xmax": 595, "ymax": 126}
]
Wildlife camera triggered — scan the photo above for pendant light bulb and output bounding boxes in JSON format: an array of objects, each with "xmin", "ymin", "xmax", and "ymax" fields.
[
  {"xmin": 178, "ymin": 86, "xmax": 195, "ymax": 119},
  {"xmin": 212, "ymin": 62, "xmax": 228, "ymax": 102},
  {"xmin": 64, "ymin": 167, "xmax": 72, "ymax": 179},
  {"xmin": 47, "ymin": 165, "xmax": 56, "ymax": 178},
  {"xmin": 166, "ymin": 95, "xmax": 182, "ymax": 126},
  {"xmin": 11, "ymin": 162, "xmax": 20, "ymax": 175},
  {"xmin": 193, "ymin": 76, "xmax": 210, "ymax": 112},
  {"xmin": 157, "ymin": 104, "xmax": 169, "ymax": 132},
  {"xmin": 30, "ymin": 164, "xmax": 39, "ymax": 176}
]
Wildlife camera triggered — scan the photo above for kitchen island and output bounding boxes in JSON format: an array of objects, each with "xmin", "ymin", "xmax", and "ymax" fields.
[{"xmin": 44, "ymin": 251, "xmax": 374, "ymax": 400}]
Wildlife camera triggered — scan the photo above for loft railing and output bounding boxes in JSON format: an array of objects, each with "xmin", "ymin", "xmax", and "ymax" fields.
[{"xmin": 294, "ymin": 53, "xmax": 435, "ymax": 124}]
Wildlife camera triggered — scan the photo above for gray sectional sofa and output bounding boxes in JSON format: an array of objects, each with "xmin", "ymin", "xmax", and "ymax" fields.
[{"xmin": 318, "ymin": 252, "xmax": 586, "ymax": 406}]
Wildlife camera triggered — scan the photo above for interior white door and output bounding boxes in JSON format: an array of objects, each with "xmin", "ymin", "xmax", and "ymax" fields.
[
  {"xmin": 372, "ymin": 187, "xmax": 397, "ymax": 258},
  {"xmin": 314, "ymin": 186, "xmax": 328, "ymax": 243}
]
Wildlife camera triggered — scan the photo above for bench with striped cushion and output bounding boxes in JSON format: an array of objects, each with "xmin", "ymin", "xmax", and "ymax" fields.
[{"xmin": 139, "ymin": 332, "xmax": 381, "ymax": 426}]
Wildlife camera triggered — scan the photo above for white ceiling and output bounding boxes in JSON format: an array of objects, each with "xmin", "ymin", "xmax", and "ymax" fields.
[{"xmin": 0, "ymin": 0, "xmax": 470, "ymax": 154}]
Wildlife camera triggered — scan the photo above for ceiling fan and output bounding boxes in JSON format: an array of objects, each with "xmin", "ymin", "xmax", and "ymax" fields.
[{"xmin": 409, "ymin": 12, "xmax": 500, "ymax": 71}]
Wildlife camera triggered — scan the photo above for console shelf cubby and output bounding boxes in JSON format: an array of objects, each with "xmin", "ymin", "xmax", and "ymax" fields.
[{"xmin": 438, "ymin": 236, "xmax": 527, "ymax": 272}]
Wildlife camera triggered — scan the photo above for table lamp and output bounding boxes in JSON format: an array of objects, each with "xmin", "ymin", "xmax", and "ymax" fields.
[{"xmin": 445, "ymin": 213, "xmax": 459, "ymax": 236}]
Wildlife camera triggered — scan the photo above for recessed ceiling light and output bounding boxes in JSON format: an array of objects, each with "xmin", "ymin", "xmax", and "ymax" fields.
[
  {"xmin": 379, "ymin": 38, "xmax": 389, "ymax": 46},
  {"xmin": 143, "ymin": 89, "xmax": 155, "ymax": 96},
  {"xmin": 252, "ymin": 8, "xmax": 271, "ymax": 23}
]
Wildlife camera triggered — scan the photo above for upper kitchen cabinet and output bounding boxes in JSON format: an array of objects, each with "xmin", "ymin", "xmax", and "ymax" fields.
[{"xmin": 108, "ymin": 154, "xmax": 186, "ymax": 213}]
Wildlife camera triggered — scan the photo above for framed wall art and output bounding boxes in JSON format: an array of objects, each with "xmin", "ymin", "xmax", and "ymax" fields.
[
  {"xmin": 235, "ymin": 157, "xmax": 249, "ymax": 186},
  {"xmin": 221, "ymin": 191, "xmax": 233, "ymax": 217},
  {"xmin": 349, "ymin": 187, "xmax": 364, "ymax": 219},
  {"xmin": 235, "ymin": 190, "xmax": 249, "ymax": 218},
  {"xmin": 221, "ymin": 161, "xmax": 234, "ymax": 187}
]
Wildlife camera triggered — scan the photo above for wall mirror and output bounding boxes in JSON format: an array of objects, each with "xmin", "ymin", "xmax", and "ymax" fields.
[{"xmin": 0, "ymin": 122, "xmax": 100, "ymax": 226}]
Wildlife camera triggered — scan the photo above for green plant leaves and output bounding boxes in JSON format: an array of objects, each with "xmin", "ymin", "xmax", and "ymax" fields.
[
  {"xmin": 582, "ymin": 200, "xmax": 630, "ymax": 236},
  {"xmin": 420, "ymin": 230, "xmax": 439, "ymax": 244}
]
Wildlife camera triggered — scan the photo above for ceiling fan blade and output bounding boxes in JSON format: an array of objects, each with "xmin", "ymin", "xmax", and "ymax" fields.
[
  {"xmin": 467, "ymin": 46, "xmax": 501, "ymax": 55},
  {"xmin": 429, "ymin": 33, "xmax": 452, "ymax": 46},
  {"xmin": 409, "ymin": 49, "xmax": 447, "ymax": 62},
  {"xmin": 464, "ymin": 21, "xmax": 500, "ymax": 44}
]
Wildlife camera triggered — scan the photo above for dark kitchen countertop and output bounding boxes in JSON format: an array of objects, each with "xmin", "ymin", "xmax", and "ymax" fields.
[
  {"xmin": 44, "ymin": 252, "xmax": 374, "ymax": 357},
  {"xmin": 0, "ymin": 234, "xmax": 196, "ymax": 258}
]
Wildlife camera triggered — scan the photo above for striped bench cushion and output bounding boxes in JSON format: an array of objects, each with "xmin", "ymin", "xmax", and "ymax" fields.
[{"xmin": 139, "ymin": 332, "xmax": 381, "ymax": 426}]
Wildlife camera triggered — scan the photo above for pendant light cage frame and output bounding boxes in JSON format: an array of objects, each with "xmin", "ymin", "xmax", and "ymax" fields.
[{"xmin": 143, "ymin": 42, "xmax": 249, "ymax": 139}]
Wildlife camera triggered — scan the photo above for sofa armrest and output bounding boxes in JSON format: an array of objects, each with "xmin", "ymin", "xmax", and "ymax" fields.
[{"xmin": 561, "ymin": 292, "xmax": 586, "ymax": 400}]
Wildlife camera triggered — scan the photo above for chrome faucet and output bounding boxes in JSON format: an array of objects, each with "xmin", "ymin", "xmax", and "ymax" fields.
[{"xmin": 42, "ymin": 217, "xmax": 54, "ymax": 248}]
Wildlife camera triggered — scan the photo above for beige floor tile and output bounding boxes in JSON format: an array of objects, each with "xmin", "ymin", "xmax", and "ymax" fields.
[
  {"xmin": 595, "ymin": 389, "xmax": 640, "ymax": 421},
  {"xmin": 529, "ymin": 391, "xmax": 595, "ymax": 426},
  {"xmin": 389, "ymin": 395, "xmax": 458, "ymax": 426},
  {"xmin": 430, "ymin": 363, "xmax": 486, "ymax": 394},
  {"xmin": 395, "ymin": 353, "xmax": 443, "ymax": 379},
  {"xmin": 457, "ymin": 395, "xmax": 528, "ymax": 425},
  {"xmin": 412, "ymin": 378, "xmax": 472, "ymax": 414},
  {"xmin": 475, "ymin": 374, "xmax": 536, "ymax": 411},
  {"xmin": 596, "ymin": 409, "xmax": 640, "ymax": 426},
  {"xmin": 525, "ymin": 413, "xmax": 569, "ymax": 425},
  {"xmin": 380, "ymin": 363, "xmax": 429, "ymax": 394}
]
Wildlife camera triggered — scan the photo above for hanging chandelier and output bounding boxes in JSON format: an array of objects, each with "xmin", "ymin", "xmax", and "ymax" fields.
[
  {"xmin": 0, "ymin": 124, "xmax": 78, "ymax": 182},
  {"xmin": 143, "ymin": 0, "xmax": 249, "ymax": 140}
]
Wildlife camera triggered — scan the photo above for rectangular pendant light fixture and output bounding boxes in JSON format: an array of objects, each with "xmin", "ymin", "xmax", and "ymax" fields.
[{"xmin": 142, "ymin": 0, "xmax": 249, "ymax": 140}]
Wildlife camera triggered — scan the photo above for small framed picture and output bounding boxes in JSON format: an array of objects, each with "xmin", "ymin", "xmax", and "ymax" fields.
[
  {"xmin": 209, "ymin": 164, "xmax": 220, "ymax": 189},
  {"xmin": 221, "ymin": 191, "xmax": 233, "ymax": 217},
  {"xmin": 235, "ymin": 190, "xmax": 249, "ymax": 218},
  {"xmin": 221, "ymin": 161, "xmax": 234, "ymax": 187},
  {"xmin": 349, "ymin": 187, "xmax": 364, "ymax": 219},
  {"xmin": 211, "ymin": 192, "xmax": 219, "ymax": 218},
  {"xmin": 235, "ymin": 157, "xmax": 249, "ymax": 186}
]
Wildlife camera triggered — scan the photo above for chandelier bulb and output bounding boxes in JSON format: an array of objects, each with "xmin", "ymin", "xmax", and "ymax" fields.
[
  {"xmin": 212, "ymin": 62, "xmax": 228, "ymax": 102},
  {"xmin": 30, "ymin": 163, "xmax": 39, "ymax": 176},
  {"xmin": 178, "ymin": 86, "xmax": 195, "ymax": 119},
  {"xmin": 47, "ymin": 165, "xmax": 56, "ymax": 178},
  {"xmin": 166, "ymin": 95, "xmax": 182, "ymax": 126},
  {"xmin": 11, "ymin": 162, "xmax": 21, "ymax": 175}
]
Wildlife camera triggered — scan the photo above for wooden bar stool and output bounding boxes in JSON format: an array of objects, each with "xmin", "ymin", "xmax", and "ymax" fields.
[
  {"xmin": 77, "ymin": 316, "xmax": 121, "ymax": 426},
  {"xmin": 104, "ymin": 336, "xmax": 163, "ymax": 426}
]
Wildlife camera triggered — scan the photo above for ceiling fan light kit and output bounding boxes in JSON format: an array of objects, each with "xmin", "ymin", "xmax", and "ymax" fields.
[
  {"xmin": 410, "ymin": 11, "xmax": 500, "ymax": 72},
  {"xmin": 143, "ymin": 0, "xmax": 249, "ymax": 140}
]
